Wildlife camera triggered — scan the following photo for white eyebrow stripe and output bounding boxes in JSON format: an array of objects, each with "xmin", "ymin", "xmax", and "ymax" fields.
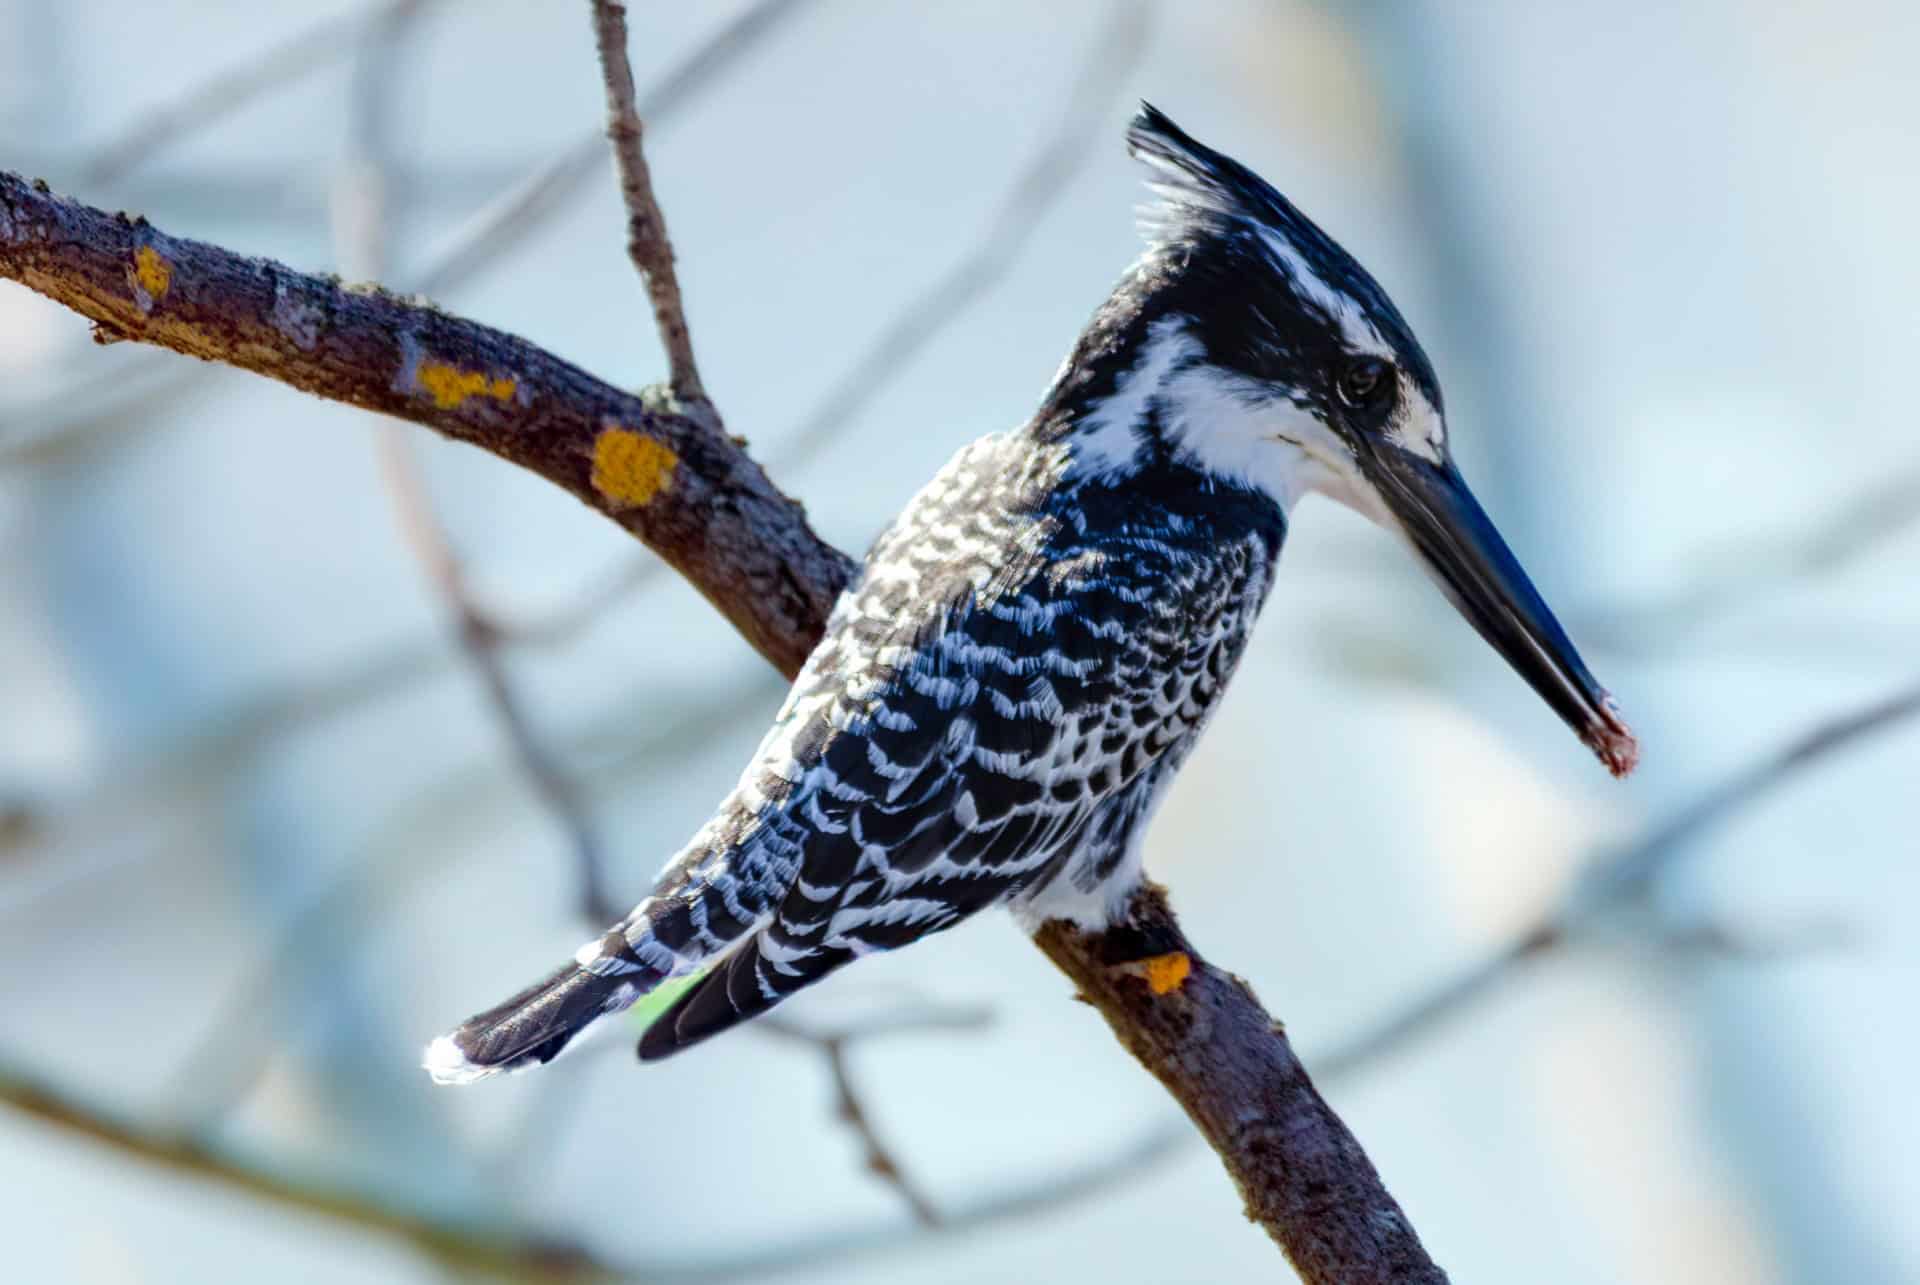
[{"xmin": 1255, "ymin": 228, "xmax": 1390, "ymax": 359}]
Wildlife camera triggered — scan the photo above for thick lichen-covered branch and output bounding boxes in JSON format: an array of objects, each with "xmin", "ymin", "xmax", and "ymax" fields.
[
  {"xmin": 0, "ymin": 171, "xmax": 1443, "ymax": 1281},
  {"xmin": 0, "ymin": 170, "xmax": 852, "ymax": 677}
]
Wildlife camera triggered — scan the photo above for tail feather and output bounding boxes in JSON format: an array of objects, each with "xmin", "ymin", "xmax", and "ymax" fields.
[
  {"xmin": 428, "ymin": 873, "xmax": 788, "ymax": 1082},
  {"xmin": 638, "ymin": 936, "xmax": 855, "ymax": 1061},
  {"xmin": 424, "ymin": 956, "xmax": 657, "ymax": 1085}
]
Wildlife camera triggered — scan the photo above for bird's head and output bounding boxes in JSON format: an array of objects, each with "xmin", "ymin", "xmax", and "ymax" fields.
[{"xmin": 1052, "ymin": 104, "xmax": 1637, "ymax": 776}]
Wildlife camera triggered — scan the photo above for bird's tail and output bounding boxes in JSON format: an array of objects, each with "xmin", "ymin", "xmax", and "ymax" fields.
[{"xmin": 424, "ymin": 928, "xmax": 670, "ymax": 1085}]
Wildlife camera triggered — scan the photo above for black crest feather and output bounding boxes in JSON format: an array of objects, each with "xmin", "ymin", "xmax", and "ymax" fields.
[
  {"xmin": 1127, "ymin": 102, "xmax": 1331, "ymax": 257},
  {"xmin": 1126, "ymin": 101, "xmax": 1267, "ymax": 228}
]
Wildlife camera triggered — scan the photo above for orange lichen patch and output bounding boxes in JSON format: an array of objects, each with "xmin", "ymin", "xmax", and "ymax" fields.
[
  {"xmin": 592, "ymin": 427, "xmax": 678, "ymax": 508},
  {"xmin": 1141, "ymin": 951, "xmax": 1191, "ymax": 995},
  {"xmin": 416, "ymin": 361, "xmax": 516, "ymax": 410},
  {"xmin": 133, "ymin": 246, "xmax": 172, "ymax": 303}
]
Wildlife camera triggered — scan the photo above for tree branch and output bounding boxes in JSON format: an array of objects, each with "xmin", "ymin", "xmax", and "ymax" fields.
[
  {"xmin": 1035, "ymin": 886, "xmax": 1446, "ymax": 1284},
  {"xmin": 415, "ymin": 0, "xmax": 812, "ymax": 300},
  {"xmin": 0, "ymin": 170, "xmax": 852, "ymax": 677},
  {"xmin": 589, "ymin": 0, "xmax": 708, "ymax": 407},
  {"xmin": 0, "ymin": 155, "xmax": 1445, "ymax": 1282}
]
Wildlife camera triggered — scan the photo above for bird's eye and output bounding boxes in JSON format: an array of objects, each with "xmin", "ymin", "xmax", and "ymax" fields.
[{"xmin": 1336, "ymin": 358, "xmax": 1394, "ymax": 413}]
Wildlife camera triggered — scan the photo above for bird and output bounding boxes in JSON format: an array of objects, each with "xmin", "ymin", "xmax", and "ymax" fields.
[{"xmin": 425, "ymin": 103, "xmax": 1637, "ymax": 1084}]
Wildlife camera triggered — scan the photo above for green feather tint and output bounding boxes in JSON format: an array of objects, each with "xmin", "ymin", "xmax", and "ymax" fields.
[{"xmin": 626, "ymin": 971, "xmax": 703, "ymax": 1031}]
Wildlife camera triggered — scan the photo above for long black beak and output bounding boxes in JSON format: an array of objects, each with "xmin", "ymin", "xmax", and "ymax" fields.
[{"xmin": 1362, "ymin": 448, "xmax": 1639, "ymax": 777}]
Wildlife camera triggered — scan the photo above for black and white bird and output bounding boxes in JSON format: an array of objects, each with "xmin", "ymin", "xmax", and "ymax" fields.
[{"xmin": 425, "ymin": 104, "xmax": 1637, "ymax": 1084}]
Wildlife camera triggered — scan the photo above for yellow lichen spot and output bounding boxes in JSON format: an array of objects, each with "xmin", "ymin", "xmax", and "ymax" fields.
[
  {"xmin": 416, "ymin": 361, "xmax": 516, "ymax": 410},
  {"xmin": 592, "ymin": 427, "xmax": 678, "ymax": 508},
  {"xmin": 133, "ymin": 246, "xmax": 171, "ymax": 302},
  {"xmin": 1142, "ymin": 952, "xmax": 1191, "ymax": 995}
]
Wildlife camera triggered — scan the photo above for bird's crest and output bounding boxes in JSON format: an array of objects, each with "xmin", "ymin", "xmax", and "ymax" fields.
[
  {"xmin": 1125, "ymin": 102, "xmax": 1441, "ymax": 408},
  {"xmin": 1127, "ymin": 101, "xmax": 1286, "ymax": 241}
]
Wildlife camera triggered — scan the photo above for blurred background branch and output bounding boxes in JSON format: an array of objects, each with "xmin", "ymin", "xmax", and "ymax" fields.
[
  {"xmin": 775, "ymin": 0, "xmax": 1151, "ymax": 469},
  {"xmin": 1315, "ymin": 678, "xmax": 1920, "ymax": 1082},
  {"xmin": 0, "ymin": 1047, "xmax": 1184, "ymax": 1282},
  {"xmin": 77, "ymin": 0, "xmax": 427, "ymax": 189},
  {"xmin": 342, "ymin": 1, "xmax": 619, "ymax": 925},
  {"xmin": 1573, "ymin": 461, "xmax": 1920, "ymax": 656},
  {"xmin": 757, "ymin": 1004, "xmax": 995, "ymax": 1229}
]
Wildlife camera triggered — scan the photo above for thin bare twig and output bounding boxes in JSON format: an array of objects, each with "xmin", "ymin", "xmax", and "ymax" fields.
[
  {"xmin": 821, "ymin": 1039, "xmax": 941, "ymax": 1226},
  {"xmin": 574, "ymin": 2, "xmax": 1010, "ymax": 1231},
  {"xmin": 417, "ymin": 0, "xmax": 811, "ymax": 298},
  {"xmin": 589, "ymin": 0, "xmax": 708, "ymax": 407},
  {"xmin": 1313, "ymin": 678, "xmax": 1920, "ymax": 1082},
  {"xmin": 442, "ymin": 0, "xmax": 1155, "ymax": 644}
]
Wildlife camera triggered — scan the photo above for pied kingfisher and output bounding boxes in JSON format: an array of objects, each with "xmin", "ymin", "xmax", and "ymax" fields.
[{"xmin": 426, "ymin": 104, "xmax": 1637, "ymax": 1083}]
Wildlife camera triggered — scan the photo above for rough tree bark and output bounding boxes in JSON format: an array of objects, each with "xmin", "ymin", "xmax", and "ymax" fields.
[
  {"xmin": 0, "ymin": 176, "xmax": 850, "ymax": 677},
  {"xmin": 0, "ymin": 168, "xmax": 1447, "ymax": 1284}
]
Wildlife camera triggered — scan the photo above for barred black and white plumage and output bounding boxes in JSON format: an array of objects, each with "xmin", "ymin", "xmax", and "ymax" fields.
[{"xmin": 427, "ymin": 105, "xmax": 1637, "ymax": 1084}]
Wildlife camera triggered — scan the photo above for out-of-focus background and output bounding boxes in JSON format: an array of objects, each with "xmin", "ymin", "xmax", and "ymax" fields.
[{"xmin": 3, "ymin": 1, "xmax": 1917, "ymax": 1281}]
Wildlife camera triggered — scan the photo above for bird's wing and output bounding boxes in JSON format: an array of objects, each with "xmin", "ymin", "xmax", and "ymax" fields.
[
  {"xmin": 640, "ymin": 509, "xmax": 1130, "ymax": 1054},
  {"xmin": 637, "ymin": 431, "xmax": 1275, "ymax": 1056}
]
